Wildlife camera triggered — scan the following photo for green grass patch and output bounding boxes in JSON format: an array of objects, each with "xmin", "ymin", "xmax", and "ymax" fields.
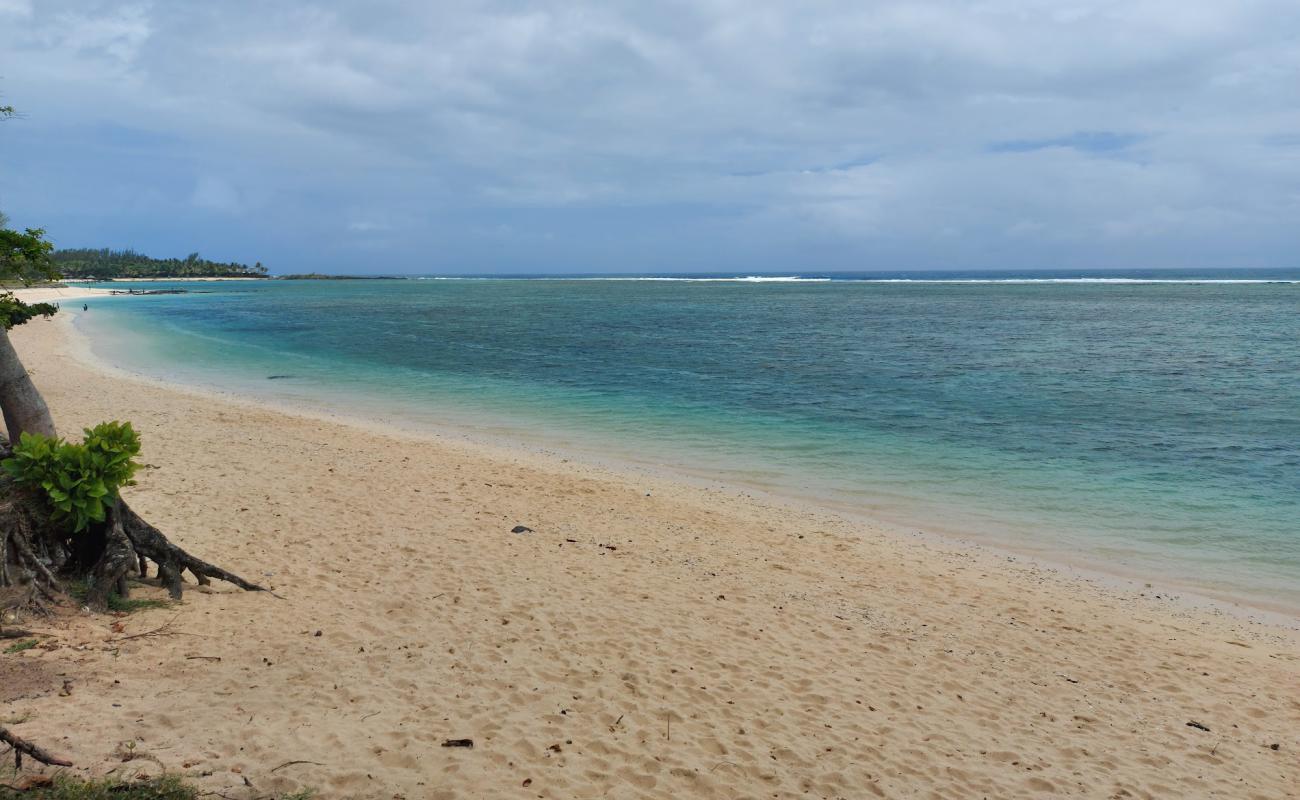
[
  {"xmin": 65, "ymin": 579, "xmax": 172, "ymax": 613},
  {"xmin": 105, "ymin": 595, "xmax": 171, "ymax": 613},
  {"xmin": 3, "ymin": 639, "xmax": 37, "ymax": 654},
  {"xmin": 0, "ymin": 774, "xmax": 195, "ymax": 799},
  {"xmin": 0, "ymin": 773, "xmax": 314, "ymax": 799}
]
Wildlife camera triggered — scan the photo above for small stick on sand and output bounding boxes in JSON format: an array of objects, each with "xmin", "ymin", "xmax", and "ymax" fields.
[
  {"xmin": 111, "ymin": 615, "xmax": 185, "ymax": 642},
  {"xmin": 0, "ymin": 725, "xmax": 74, "ymax": 768},
  {"xmin": 270, "ymin": 759, "xmax": 325, "ymax": 772}
]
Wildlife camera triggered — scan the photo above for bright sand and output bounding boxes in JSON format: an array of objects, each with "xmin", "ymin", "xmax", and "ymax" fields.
[
  {"xmin": 4, "ymin": 285, "xmax": 114, "ymax": 302},
  {"xmin": 3, "ymin": 304, "xmax": 1297, "ymax": 799}
]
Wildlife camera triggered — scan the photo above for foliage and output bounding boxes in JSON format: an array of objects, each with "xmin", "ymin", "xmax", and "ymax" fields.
[
  {"xmin": 52, "ymin": 248, "xmax": 268, "ymax": 279},
  {"xmin": 2, "ymin": 422, "xmax": 142, "ymax": 533},
  {"xmin": 0, "ymin": 226, "xmax": 58, "ymax": 284},
  {"xmin": 0, "ymin": 224, "xmax": 60, "ymax": 329},
  {"xmin": 4, "ymin": 639, "xmax": 37, "ymax": 654},
  {"xmin": 0, "ymin": 292, "xmax": 58, "ymax": 330}
]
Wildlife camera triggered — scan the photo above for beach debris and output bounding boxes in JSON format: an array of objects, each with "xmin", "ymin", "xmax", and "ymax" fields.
[
  {"xmin": 271, "ymin": 759, "xmax": 326, "ymax": 772},
  {"xmin": 511, "ymin": 525, "xmax": 534, "ymax": 534},
  {"xmin": 110, "ymin": 615, "xmax": 184, "ymax": 643},
  {"xmin": 1270, "ymin": 743, "xmax": 1280, "ymax": 750},
  {"xmin": 441, "ymin": 738, "xmax": 474, "ymax": 748},
  {"xmin": 1186, "ymin": 721, "xmax": 1211, "ymax": 732}
]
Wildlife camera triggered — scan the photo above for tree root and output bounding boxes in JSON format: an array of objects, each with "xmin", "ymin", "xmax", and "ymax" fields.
[
  {"xmin": 3, "ymin": 476, "xmax": 265, "ymax": 611},
  {"xmin": 118, "ymin": 502, "xmax": 265, "ymax": 598},
  {"xmin": 0, "ymin": 725, "xmax": 73, "ymax": 768},
  {"xmin": 84, "ymin": 503, "xmax": 137, "ymax": 611}
]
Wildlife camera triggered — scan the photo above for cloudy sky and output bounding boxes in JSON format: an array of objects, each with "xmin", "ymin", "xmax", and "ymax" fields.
[{"xmin": 1, "ymin": 1, "xmax": 1298, "ymax": 274}]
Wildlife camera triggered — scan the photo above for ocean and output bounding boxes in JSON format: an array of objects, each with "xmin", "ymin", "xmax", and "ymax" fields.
[{"xmin": 72, "ymin": 270, "xmax": 1300, "ymax": 612}]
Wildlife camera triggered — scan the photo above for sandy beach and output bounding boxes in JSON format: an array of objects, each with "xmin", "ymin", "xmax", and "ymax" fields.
[
  {"xmin": 4, "ymin": 285, "xmax": 114, "ymax": 303},
  {"xmin": 2, "ymin": 305, "xmax": 1296, "ymax": 799}
]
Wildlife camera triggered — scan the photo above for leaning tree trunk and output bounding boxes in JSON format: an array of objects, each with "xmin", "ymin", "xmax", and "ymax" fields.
[{"xmin": 0, "ymin": 327, "xmax": 56, "ymax": 444}]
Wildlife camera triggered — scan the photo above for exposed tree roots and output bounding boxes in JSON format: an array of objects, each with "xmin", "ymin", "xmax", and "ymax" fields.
[{"xmin": 1, "ymin": 457, "xmax": 265, "ymax": 612}]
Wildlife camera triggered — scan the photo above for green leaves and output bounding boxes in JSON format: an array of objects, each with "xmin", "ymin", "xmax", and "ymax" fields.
[
  {"xmin": 0, "ymin": 226, "xmax": 59, "ymax": 285},
  {"xmin": 2, "ymin": 421, "xmax": 142, "ymax": 533},
  {"xmin": 0, "ymin": 291, "xmax": 58, "ymax": 330}
]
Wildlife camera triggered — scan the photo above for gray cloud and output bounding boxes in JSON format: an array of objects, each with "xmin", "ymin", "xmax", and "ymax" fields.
[{"xmin": 1, "ymin": 0, "xmax": 1298, "ymax": 272}]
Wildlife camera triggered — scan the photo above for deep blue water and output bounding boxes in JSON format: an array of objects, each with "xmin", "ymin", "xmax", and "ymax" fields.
[{"xmin": 74, "ymin": 273, "xmax": 1300, "ymax": 611}]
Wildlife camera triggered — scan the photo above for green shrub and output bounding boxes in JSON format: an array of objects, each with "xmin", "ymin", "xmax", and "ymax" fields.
[
  {"xmin": 0, "ymin": 771, "xmax": 314, "ymax": 799},
  {"xmin": 0, "ymin": 774, "xmax": 197, "ymax": 800},
  {"xmin": 2, "ymin": 421, "xmax": 141, "ymax": 532},
  {"xmin": 0, "ymin": 291, "xmax": 58, "ymax": 329}
]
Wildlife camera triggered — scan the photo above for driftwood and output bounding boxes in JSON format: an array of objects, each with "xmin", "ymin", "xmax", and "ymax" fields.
[{"xmin": 0, "ymin": 725, "xmax": 73, "ymax": 768}]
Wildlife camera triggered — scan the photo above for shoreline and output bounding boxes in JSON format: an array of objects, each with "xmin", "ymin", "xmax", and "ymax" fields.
[
  {"xmin": 61, "ymin": 297, "xmax": 1300, "ymax": 624},
  {"xmin": 5, "ymin": 307, "xmax": 1297, "ymax": 798},
  {"xmin": 62, "ymin": 276, "xmax": 267, "ymax": 282},
  {"xmin": 9, "ymin": 285, "xmax": 115, "ymax": 302}
]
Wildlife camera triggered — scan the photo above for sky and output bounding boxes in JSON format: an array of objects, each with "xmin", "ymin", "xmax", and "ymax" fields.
[{"xmin": 1, "ymin": 1, "xmax": 1298, "ymax": 275}]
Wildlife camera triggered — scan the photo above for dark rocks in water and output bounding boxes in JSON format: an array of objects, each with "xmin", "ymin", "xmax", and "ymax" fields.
[
  {"xmin": 267, "ymin": 375, "xmax": 296, "ymax": 380},
  {"xmin": 511, "ymin": 525, "xmax": 534, "ymax": 534},
  {"xmin": 109, "ymin": 288, "xmax": 191, "ymax": 295}
]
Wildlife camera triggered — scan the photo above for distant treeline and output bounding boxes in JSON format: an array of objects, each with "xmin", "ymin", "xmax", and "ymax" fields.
[{"xmin": 52, "ymin": 248, "xmax": 269, "ymax": 279}]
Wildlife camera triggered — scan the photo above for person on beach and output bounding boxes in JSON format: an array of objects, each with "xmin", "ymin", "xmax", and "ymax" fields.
[{"xmin": 83, "ymin": 303, "xmax": 88, "ymax": 311}]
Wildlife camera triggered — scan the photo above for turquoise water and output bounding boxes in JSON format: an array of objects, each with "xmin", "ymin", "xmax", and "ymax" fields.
[{"xmin": 74, "ymin": 275, "xmax": 1300, "ymax": 612}]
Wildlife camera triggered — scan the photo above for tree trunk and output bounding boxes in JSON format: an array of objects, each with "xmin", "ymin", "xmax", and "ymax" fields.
[{"xmin": 0, "ymin": 327, "xmax": 56, "ymax": 444}]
